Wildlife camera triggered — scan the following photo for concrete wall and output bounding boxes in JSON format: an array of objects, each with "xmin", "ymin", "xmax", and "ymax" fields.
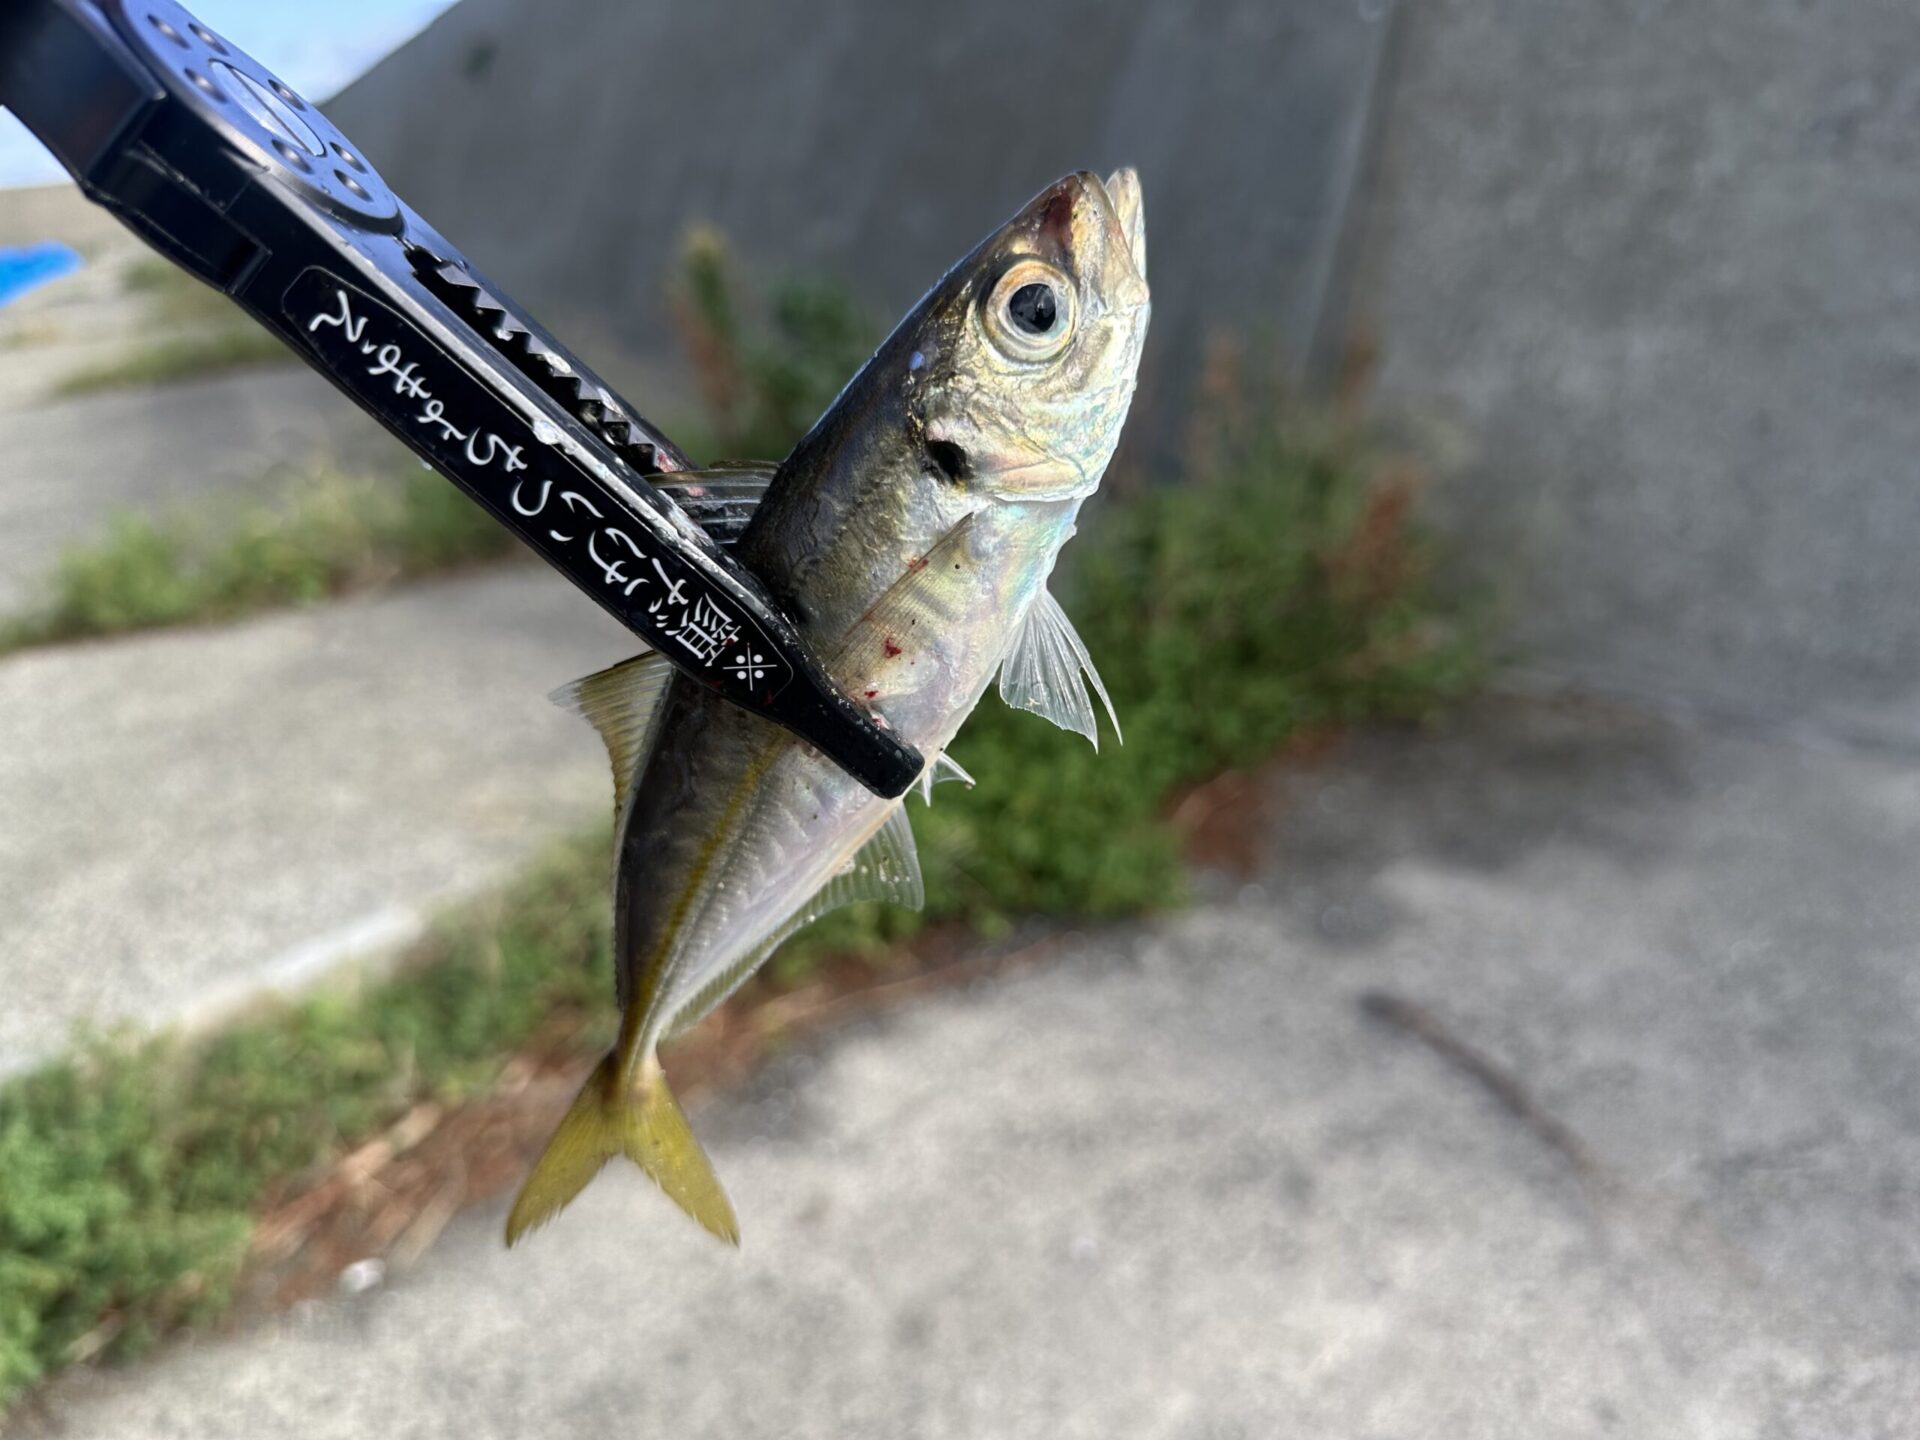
[
  {"xmin": 326, "ymin": 0, "xmax": 1920, "ymax": 742},
  {"xmin": 1354, "ymin": 0, "xmax": 1920, "ymax": 747},
  {"xmin": 328, "ymin": 0, "xmax": 1391, "ymax": 462}
]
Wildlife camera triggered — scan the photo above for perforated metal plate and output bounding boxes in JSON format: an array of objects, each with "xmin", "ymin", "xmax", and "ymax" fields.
[{"xmin": 106, "ymin": 0, "xmax": 401, "ymax": 230}]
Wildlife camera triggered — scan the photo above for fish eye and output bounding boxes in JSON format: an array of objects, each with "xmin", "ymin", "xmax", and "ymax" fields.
[
  {"xmin": 1007, "ymin": 282, "xmax": 1057, "ymax": 335},
  {"xmin": 983, "ymin": 260, "xmax": 1075, "ymax": 362}
]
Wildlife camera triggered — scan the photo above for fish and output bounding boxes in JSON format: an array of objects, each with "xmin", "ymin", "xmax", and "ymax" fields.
[{"xmin": 506, "ymin": 168, "xmax": 1151, "ymax": 1247}]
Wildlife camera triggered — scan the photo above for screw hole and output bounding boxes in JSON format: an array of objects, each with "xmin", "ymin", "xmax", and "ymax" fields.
[
  {"xmin": 148, "ymin": 15, "xmax": 189, "ymax": 48},
  {"xmin": 186, "ymin": 69, "xmax": 225, "ymax": 103},
  {"xmin": 188, "ymin": 21, "xmax": 227, "ymax": 53}
]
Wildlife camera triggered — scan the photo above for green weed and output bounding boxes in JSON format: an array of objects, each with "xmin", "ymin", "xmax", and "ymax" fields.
[
  {"xmin": 53, "ymin": 330, "xmax": 296, "ymax": 397},
  {"xmin": 672, "ymin": 227, "xmax": 879, "ymax": 461},
  {"xmin": 57, "ymin": 261, "xmax": 295, "ymax": 396},
  {"xmin": 1, "ymin": 465, "xmax": 517, "ymax": 652},
  {"xmin": 0, "ymin": 832, "xmax": 612, "ymax": 1399}
]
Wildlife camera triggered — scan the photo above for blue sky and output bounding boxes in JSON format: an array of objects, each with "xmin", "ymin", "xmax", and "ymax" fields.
[{"xmin": 0, "ymin": 1, "xmax": 458, "ymax": 188}]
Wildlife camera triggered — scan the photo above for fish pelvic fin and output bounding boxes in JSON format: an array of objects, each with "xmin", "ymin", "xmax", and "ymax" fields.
[{"xmin": 505, "ymin": 1051, "xmax": 739, "ymax": 1248}]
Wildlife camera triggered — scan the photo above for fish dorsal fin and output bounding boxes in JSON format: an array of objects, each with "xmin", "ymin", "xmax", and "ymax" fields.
[
  {"xmin": 549, "ymin": 651, "xmax": 675, "ymax": 821},
  {"xmin": 651, "ymin": 464, "xmax": 778, "ymax": 548},
  {"xmin": 999, "ymin": 588, "xmax": 1121, "ymax": 750},
  {"xmin": 665, "ymin": 806, "xmax": 923, "ymax": 1039},
  {"xmin": 918, "ymin": 751, "xmax": 976, "ymax": 805}
]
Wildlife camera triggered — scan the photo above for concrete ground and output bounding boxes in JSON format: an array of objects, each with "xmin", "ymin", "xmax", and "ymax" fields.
[
  {"xmin": 27, "ymin": 696, "xmax": 1920, "ymax": 1436},
  {"xmin": 0, "ymin": 181, "xmax": 391, "ymax": 612},
  {"xmin": 0, "ymin": 180, "xmax": 631, "ymax": 1072},
  {"xmin": 0, "ymin": 370, "xmax": 391, "ymax": 612},
  {"xmin": 0, "ymin": 567, "xmax": 635, "ymax": 1074}
]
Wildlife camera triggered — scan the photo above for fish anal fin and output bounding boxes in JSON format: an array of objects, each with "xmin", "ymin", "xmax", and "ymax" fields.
[
  {"xmin": 998, "ymin": 587, "xmax": 1121, "ymax": 749},
  {"xmin": 665, "ymin": 806, "xmax": 925, "ymax": 1039},
  {"xmin": 550, "ymin": 651, "xmax": 675, "ymax": 821},
  {"xmin": 822, "ymin": 804, "xmax": 924, "ymax": 911}
]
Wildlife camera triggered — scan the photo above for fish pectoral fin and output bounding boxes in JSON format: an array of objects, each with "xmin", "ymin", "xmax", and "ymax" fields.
[
  {"xmin": 550, "ymin": 651, "xmax": 675, "ymax": 823},
  {"xmin": 998, "ymin": 587, "xmax": 1121, "ymax": 749},
  {"xmin": 650, "ymin": 463, "xmax": 779, "ymax": 549},
  {"xmin": 833, "ymin": 513, "xmax": 980, "ymax": 681},
  {"xmin": 506, "ymin": 1051, "xmax": 738, "ymax": 1247}
]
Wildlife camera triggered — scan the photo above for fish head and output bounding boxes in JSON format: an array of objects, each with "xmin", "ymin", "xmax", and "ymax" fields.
[{"xmin": 906, "ymin": 169, "xmax": 1151, "ymax": 503}]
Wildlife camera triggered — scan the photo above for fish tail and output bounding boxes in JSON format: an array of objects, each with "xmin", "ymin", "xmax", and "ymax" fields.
[{"xmin": 504, "ymin": 1050, "xmax": 739, "ymax": 1247}]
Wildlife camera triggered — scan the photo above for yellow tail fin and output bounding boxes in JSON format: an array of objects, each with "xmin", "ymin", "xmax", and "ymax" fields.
[{"xmin": 505, "ymin": 1052, "xmax": 739, "ymax": 1247}]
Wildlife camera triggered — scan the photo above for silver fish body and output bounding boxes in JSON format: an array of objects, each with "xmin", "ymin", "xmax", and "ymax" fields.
[{"xmin": 508, "ymin": 169, "xmax": 1150, "ymax": 1246}]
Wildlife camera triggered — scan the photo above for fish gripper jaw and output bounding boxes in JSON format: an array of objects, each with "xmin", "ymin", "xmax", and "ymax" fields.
[{"xmin": 0, "ymin": 0, "xmax": 923, "ymax": 799}]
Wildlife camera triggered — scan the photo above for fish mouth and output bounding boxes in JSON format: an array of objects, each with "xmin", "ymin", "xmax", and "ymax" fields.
[
  {"xmin": 1098, "ymin": 167, "xmax": 1147, "ymax": 281},
  {"xmin": 1023, "ymin": 169, "xmax": 1148, "ymax": 297}
]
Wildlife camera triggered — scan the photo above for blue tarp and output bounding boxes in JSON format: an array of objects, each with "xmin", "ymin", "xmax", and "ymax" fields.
[{"xmin": 0, "ymin": 242, "xmax": 83, "ymax": 309}]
